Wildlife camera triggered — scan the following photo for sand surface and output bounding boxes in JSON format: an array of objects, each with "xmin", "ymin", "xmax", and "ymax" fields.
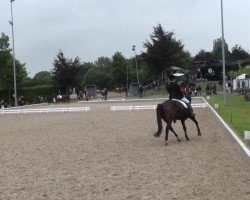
[{"xmin": 1, "ymin": 98, "xmax": 250, "ymax": 200}]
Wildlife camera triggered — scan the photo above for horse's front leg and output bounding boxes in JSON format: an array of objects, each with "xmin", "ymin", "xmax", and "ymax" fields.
[
  {"xmin": 181, "ymin": 120, "xmax": 190, "ymax": 141},
  {"xmin": 190, "ymin": 116, "xmax": 201, "ymax": 136},
  {"xmin": 169, "ymin": 125, "xmax": 181, "ymax": 143}
]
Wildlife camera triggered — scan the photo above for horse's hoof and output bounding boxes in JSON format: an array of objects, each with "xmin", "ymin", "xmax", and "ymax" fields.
[
  {"xmin": 154, "ymin": 133, "xmax": 160, "ymax": 137},
  {"xmin": 186, "ymin": 138, "xmax": 190, "ymax": 141},
  {"xmin": 198, "ymin": 133, "xmax": 201, "ymax": 136},
  {"xmin": 165, "ymin": 141, "xmax": 168, "ymax": 145},
  {"xmin": 177, "ymin": 137, "xmax": 181, "ymax": 142}
]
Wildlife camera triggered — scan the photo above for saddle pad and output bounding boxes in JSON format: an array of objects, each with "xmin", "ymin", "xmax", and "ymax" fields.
[{"xmin": 172, "ymin": 99, "xmax": 188, "ymax": 108}]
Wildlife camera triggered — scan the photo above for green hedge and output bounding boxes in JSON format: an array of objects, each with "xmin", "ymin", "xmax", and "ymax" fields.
[
  {"xmin": 20, "ymin": 86, "xmax": 58, "ymax": 103},
  {"xmin": 0, "ymin": 89, "xmax": 11, "ymax": 103},
  {"xmin": 0, "ymin": 86, "xmax": 58, "ymax": 105}
]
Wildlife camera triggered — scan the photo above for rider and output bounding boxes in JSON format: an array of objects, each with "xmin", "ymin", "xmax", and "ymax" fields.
[{"xmin": 166, "ymin": 74, "xmax": 195, "ymax": 117}]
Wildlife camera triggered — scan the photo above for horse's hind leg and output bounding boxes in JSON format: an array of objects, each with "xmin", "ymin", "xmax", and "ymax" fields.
[
  {"xmin": 165, "ymin": 120, "xmax": 181, "ymax": 144},
  {"xmin": 181, "ymin": 120, "xmax": 190, "ymax": 141},
  {"xmin": 165, "ymin": 126, "xmax": 170, "ymax": 145},
  {"xmin": 190, "ymin": 116, "xmax": 201, "ymax": 136}
]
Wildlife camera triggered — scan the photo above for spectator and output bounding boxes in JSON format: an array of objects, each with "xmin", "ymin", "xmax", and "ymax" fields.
[
  {"xmin": 79, "ymin": 90, "xmax": 83, "ymax": 100},
  {"xmin": 139, "ymin": 84, "xmax": 144, "ymax": 98},
  {"xmin": 196, "ymin": 85, "xmax": 202, "ymax": 96},
  {"xmin": 206, "ymin": 83, "xmax": 211, "ymax": 95},
  {"xmin": 219, "ymin": 80, "xmax": 223, "ymax": 90},
  {"xmin": 212, "ymin": 83, "xmax": 217, "ymax": 95},
  {"xmin": 83, "ymin": 89, "xmax": 91, "ymax": 101},
  {"xmin": 124, "ymin": 86, "xmax": 128, "ymax": 98},
  {"xmin": 0, "ymin": 99, "xmax": 5, "ymax": 109},
  {"xmin": 102, "ymin": 88, "xmax": 108, "ymax": 100},
  {"xmin": 237, "ymin": 81, "xmax": 240, "ymax": 95}
]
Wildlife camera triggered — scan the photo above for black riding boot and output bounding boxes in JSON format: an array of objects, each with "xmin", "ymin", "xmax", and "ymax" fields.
[{"xmin": 187, "ymin": 103, "xmax": 195, "ymax": 117}]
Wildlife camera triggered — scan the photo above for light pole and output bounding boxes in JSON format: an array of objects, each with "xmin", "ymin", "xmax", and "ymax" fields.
[
  {"xmin": 221, "ymin": 0, "xmax": 227, "ymax": 106},
  {"xmin": 9, "ymin": 0, "xmax": 17, "ymax": 106},
  {"xmin": 132, "ymin": 45, "xmax": 139, "ymax": 84},
  {"xmin": 126, "ymin": 65, "xmax": 129, "ymax": 89}
]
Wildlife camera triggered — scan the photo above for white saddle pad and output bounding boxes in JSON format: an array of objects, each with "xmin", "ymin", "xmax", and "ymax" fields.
[{"xmin": 171, "ymin": 99, "xmax": 188, "ymax": 108}]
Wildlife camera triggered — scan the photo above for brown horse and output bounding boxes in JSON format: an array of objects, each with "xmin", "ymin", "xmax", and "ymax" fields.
[
  {"xmin": 154, "ymin": 95, "xmax": 201, "ymax": 145},
  {"xmin": 53, "ymin": 95, "xmax": 70, "ymax": 103}
]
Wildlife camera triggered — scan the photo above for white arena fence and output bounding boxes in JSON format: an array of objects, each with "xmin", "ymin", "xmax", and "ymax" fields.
[
  {"xmin": 202, "ymin": 97, "xmax": 250, "ymax": 163},
  {"xmin": 0, "ymin": 102, "xmax": 207, "ymax": 114},
  {"xmin": 110, "ymin": 103, "xmax": 207, "ymax": 111},
  {"xmin": 0, "ymin": 107, "xmax": 90, "ymax": 115}
]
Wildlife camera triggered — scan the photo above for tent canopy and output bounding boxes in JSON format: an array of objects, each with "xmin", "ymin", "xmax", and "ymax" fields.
[{"xmin": 235, "ymin": 74, "xmax": 248, "ymax": 79}]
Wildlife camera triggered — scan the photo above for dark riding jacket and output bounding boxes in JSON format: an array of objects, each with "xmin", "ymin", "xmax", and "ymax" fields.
[{"xmin": 167, "ymin": 81, "xmax": 184, "ymax": 100}]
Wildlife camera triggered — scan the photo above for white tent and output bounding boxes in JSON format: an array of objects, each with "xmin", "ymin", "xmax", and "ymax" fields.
[
  {"xmin": 232, "ymin": 74, "xmax": 250, "ymax": 90},
  {"xmin": 237, "ymin": 74, "xmax": 247, "ymax": 79}
]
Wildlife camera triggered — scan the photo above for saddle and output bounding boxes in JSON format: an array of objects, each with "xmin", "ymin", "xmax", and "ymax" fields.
[
  {"xmin": 171, "ymin": 99, "xmax": 189, "ymax": 123},
  {"xmin": 171, "ymin": 99, "xmax": 188, "ymax": 108}
]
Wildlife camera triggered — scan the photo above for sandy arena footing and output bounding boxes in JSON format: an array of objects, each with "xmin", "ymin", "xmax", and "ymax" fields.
[{"xmin": 1, "ymin": 99, "xmax": 250, "ymax": 200}]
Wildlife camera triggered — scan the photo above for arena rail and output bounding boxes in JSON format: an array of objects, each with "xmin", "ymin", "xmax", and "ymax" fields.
[
  {"xmin": 0, "ymin": 107, "xmax": 90, "ymax": 115},
  {"xmin": 110, "ymin": 106, "xmax": 134, "ymax": 111},
  {"xmin": 110, "ymin": 103, "xmax": 207, "ymax": 111}
]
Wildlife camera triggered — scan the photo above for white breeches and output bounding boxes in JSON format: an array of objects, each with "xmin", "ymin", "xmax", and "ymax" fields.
[{"xmin": 181, "ymin": 97, "xmax": 190, "ymax": 104}]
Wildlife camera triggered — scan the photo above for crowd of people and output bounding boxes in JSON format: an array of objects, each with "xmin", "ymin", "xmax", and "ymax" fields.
[
  {"xmin": 205, "ymin": 83, "xmax": 217, "ymax": 95},
  {"xmin": 0, "ymin": 77, "xmax": 234, "ymax": 107},
  {"xmin": 0, "ymin": 95, "xmax": 48, "ymax": 108},
  {"xmin": 0, "ymin": 99, "xmax": 7, "ymax": 109}
]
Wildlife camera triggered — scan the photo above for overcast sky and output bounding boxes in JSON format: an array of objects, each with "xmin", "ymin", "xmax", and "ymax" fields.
[{"xmin": 1, "ymin": 0, "xmax": 250, "ymax": 77}]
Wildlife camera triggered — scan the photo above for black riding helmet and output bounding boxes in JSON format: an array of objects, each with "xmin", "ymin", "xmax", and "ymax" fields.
[{"xmin": 169, "ymin": 74, "xmax": 175, "ymax": 80}]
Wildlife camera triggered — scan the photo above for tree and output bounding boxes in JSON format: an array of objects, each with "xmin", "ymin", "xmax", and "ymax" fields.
[
  {"xmin": 177, "ymin": 50, "xmax": 192, "ymax": 69},
  {"xmin": 126, "ymin": 56, "xmax": 147, "ymax": 84},
  {"xmin": 79, "ymin": 62, "xmax": 94, "ymax": 86},
  {"xmin": 229, "ymin": 64, "xmax": 250, "ymax": 79},
  {"xmin": 110, "ymin": 52, "xmax": 127, "ymax": 86},
  {"xmin": 33, "ymin": 71, "xmax": 52, "ymax": 86},
  {"xmin": 52, "ymin": 50, "xmax": 81, "ymax": 94},
  {"xmin": 142, "ymin": 24, "xmax": 184, "ymax": 77},
  {"xmin": 84, "ymin": 67, "xmax": 111, "ymax": 88},
  {"xmin": 20, "ymin": 77, "xmax": 33, "ymax": 87},
  {"xmin": 230, "ymin": 45, "xmax": 250, "ymax": 60},
  {"xmin": 212, "ymin": 38, "xmax": 230, "ymax": 60},
  {"xmin": 193, "ymin": 49, "xmax": 215, "ymax": 63},
  {"xmin": 95, "ymin": 57, "xmax": 111, "ymax": 68},
  {"xmin": 0, "ymin": 33, "xmax": 27, "ymax": 90},
  {"xmin": 138, "ymin": 62, "xmax": 154, "ymax": 84}
]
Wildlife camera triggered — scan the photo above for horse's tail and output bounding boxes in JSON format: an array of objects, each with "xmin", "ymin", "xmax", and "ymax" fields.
[{"xmin": 154, "ymin": 103, "xmax": 163, "ymax": 137}]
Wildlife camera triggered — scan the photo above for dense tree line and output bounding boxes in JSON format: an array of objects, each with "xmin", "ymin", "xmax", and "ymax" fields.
[
  {"xmin": 0, "ymin": 33, "xmax": 27, "ymax": 89},
  {"xmin": 194, "ymin": 38, "xmax": 250, "ymax": 63},
  {"xmin": 1, "ymin": 23, "xmax": 250, "ymax": 99},
  {"xmin": 0, "ymin": 33, "xmax": 27, "ymax": 103}
]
